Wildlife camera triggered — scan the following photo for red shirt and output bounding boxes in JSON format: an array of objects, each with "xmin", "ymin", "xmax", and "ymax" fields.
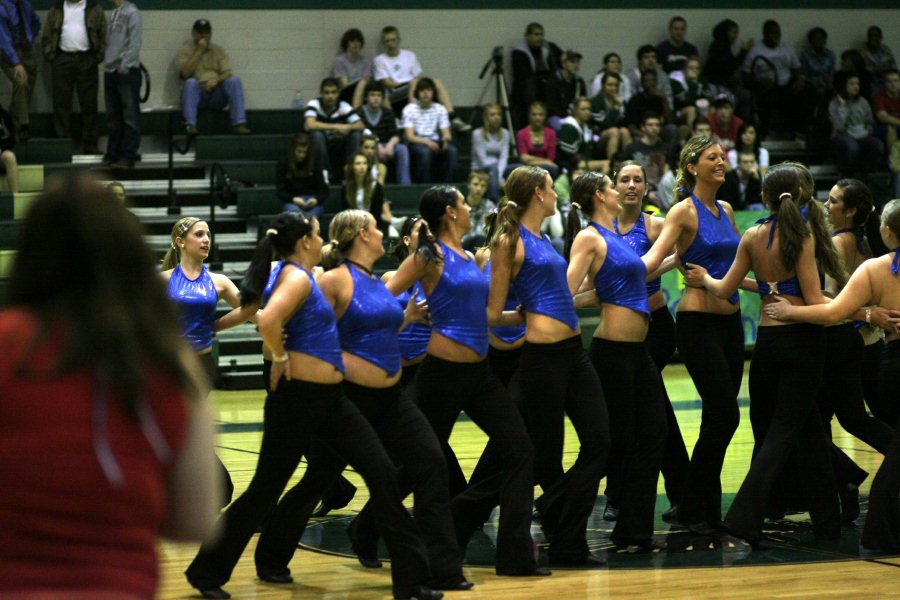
[
  {"xmin": 707, "ymin": 113, "xmax": 744, "ymax": 152},
  {"xmin": 517, "ymin": 126, "xmax": 557, "ymax": 162},
  {"xmin": 873, "ymin": 90, "xmax": 900, "ymax": 119},
  {"xmin": 0, "ymin": 309, "xmax": 189, "ymax": 599}
]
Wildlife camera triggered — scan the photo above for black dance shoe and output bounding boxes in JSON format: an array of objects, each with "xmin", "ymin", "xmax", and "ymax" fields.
[
  {"xmin": 602, "ymin": 503, "xmax": 619, "ymax": 522},
  {"xmin": 198, "ymin": 587, "xmax": 231, "ymax": 599},
  {"xmin": 428, "ymin": 574, "xmax": 475, "ymax": 590},
  {"xmin": 394, "ymin": 584, "xmax": 444, "ymax": 599}
]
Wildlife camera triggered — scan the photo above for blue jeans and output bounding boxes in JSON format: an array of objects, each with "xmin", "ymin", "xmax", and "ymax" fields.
[
  {"xmin": 831, "ymin": 132, "xmax": 884, "ymax": 176},
  {"xmin": 409, "ymin": 141, "xmax": 458, "ymax": 183},
  {"xmin": 393, "ymin": 143, "xmax": 411, "ymax": 184},
  {"xmin": 104, "ymin": 68, "xmax": 141, "ymax": 162},
  {"xmin": 182, "ymin": 76, "xmax": 247, "ymax": 126},
  {"xmin": 282, "ymin": 201, "xmax": 324, "ymax": 219}
]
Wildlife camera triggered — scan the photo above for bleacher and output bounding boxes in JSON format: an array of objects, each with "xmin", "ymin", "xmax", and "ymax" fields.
[{"xmin": 0, "ymin": 107, "xmax": 892, "ymax": 390}]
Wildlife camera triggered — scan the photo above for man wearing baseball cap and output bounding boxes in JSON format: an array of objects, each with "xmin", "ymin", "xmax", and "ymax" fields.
[{"xmin": 176, "ymin": 19, "xmax": 250, "ymax": 135}]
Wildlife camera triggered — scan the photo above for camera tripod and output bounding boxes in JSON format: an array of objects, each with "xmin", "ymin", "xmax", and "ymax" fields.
[{"xmin": 471, "ymin": 48, "xmax": 517, "ymax": 158}]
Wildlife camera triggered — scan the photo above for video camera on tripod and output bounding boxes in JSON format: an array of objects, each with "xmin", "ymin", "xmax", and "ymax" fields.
[{"xmin": 480, "ymin": 46, "xmax": 505, "ymax": 79}]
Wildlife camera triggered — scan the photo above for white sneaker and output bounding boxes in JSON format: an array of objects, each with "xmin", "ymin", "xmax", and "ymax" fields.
[{"xmin": 451, "ymin": 117, "xmax": 472, "ymax": 133}]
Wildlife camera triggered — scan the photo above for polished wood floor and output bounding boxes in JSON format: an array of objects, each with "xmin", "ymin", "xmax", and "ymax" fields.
[{"xmin": 158, "ymin": 363, "xmax": 896, "ymax": 599}]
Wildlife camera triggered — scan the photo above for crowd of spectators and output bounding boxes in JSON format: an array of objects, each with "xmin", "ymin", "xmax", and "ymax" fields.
[{"xmin": 2, "ymin": 6, "xmax": 898, "ymax": 239}]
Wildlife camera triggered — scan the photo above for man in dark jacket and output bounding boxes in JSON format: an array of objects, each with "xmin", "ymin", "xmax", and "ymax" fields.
[
  {"xmin": 511, "ymin": 22, "xmax": 561, "ymax": 129},
  {"xmin": 41, "ymin": 0, "xmax": 107, "ymax": 154}
]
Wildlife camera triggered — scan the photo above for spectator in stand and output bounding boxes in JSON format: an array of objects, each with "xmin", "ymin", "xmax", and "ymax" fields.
[
  {"xmin": 656, "ymin": 16, "xmax": 699, "ymax": 74},
  {"xmin": 107, "ymin": 180, "xmax": 126, "ymax": 203},
  {"xmin": 625, "ymin": 45, "xmax": 673, "ymax": 107},
  {"xmin": 704, "ymin": 19, "xmax": 754, "ymax": 121},
  {"xmin": 590, "ymin": 71, "xmax": 632, "ymax": 163},
  {"xmin": 176, "ymin": 19, "xmax": 251, "ymax": 136},
  {"xmin": 620, "ymin": 112, "xmax": 677, "ymax": 210},
  {"xmin": 402, "ymin": 76, "xmax": 457, "ymax": 183},
  {"xmin": 0, "ymin": 0, "xmax": 40, "ymax": 141},
  {"xmin": 41, "ymin": 0, "xmax": 107, "ymax": 155},
  {"xmin": 341, "ymin": 151, "xmax": 390, "ymax": 232},
  {"xmin": 305, "ymin": 77, "xmax": 363, "ymax": 185},
  {"xmin": 800, "ymin": 27, "xmax": 836, "ymax": 115},
  {"xmin": 874, "ymin": 68, "xmax": 900, "ymax": 148},
  {"xmin": 829, "ymin": 71, "xmax": 884, "ymax": 177},
  {"xmin": 719, "ymin": 150, "xmax": 762, "ymax": 210},
  {"xmin": 837, "ymin": 49, "xmax": 874, "ymax": 102},
  {"xmin": 545, "ymin": 49, "xmax": 588, "ymax": 131},
  {"xmin": 590, "ymin": 52, "xmax": 633, "ymax": 103},
  {"xmin": 276, "ymin": 132, "xmax": 328, "ymax": 216},
  {"xmin": 373, "ymin": 25, "xmax": 467, "ymax": 131},
  {"xmin": 356, "ymin": 80, "xmax": 410, "ymax": 184},
  {"xmin": 625, "ymin": 69, "xmax": 677, "ymax": 145},
  {"xmin": 516, "ymin": 100, "xmax": 558, "ymax": 178},
  {"xmin": 692, "ymin": 117, "xmax": 713, "ymax": 139},
  {"xmin": 742, "ymin": 19, "xmax": 806, "ymax": 137},
  {"xmin": 360, "ymin": 134, "xmax": 387, "ymax": 185},
  {"xmin": 0, "ymin": 103, "xmax": 18, "ymax": 192},
  {"xmin": 670, "ymin": 56, "xmax": 715, "ymax": 134},
  {"xmin": 331, "ymin": 28, "xmax": 372, "ymax": 107},
  {"xmin": 511, "ymin": 22, "xmax": 562, "ymax": 129},
  {"xmin": 860, "ymin": 26, "xmax": 896, "ymax": 89},
  {"xmin": 558, "ymin": 96, "xmax": 607, "ymax": 173},
  {"xmin": 461, "ymin": 170, "xmax": 496, "ymax": 251},
  {"xmin": 727, "ymin": 122, "xmax": 769, "ymax": 174},
  {"xmin": 102, "ymin": 0, "xmax": 142, "ymax": 169},
  {"xmin": 471, "ymin": 103, "xmax": 513, "ymax": 201},
  {"xmin": 706, "ymin": 93, "xmax": 743, "ymax": 152}
]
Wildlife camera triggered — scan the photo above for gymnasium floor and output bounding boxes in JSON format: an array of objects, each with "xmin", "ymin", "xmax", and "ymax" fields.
[{"xmin": 158, "ymin": 362, "xmax": 899, "ymax": 599}]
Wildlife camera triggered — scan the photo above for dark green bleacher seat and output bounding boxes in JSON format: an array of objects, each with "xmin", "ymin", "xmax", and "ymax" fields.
[
  {"xmin": 0, "ymin": 220, "xmax": 18, "ymax": 248},
  {"xmin": 15, "ymin": 139, "xmax": 72, "ymax": 165},
  {"xmin": 196, "ymin": 134, "xmax": 294, "ymax": 162}
]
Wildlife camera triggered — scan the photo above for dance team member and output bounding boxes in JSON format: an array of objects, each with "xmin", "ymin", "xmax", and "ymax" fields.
[
  {"xmin": 565, "ymin": 171, "xmax": 666, "ymax": 550},
  {"xmin": 253, "ymin": 209, "xmax": 470, "ymax": 591},
  {"xmin": 642, "ymin": 136, "xmax": 745, "ymax": 536},
  {"xmin": 185, "ymin": 212, "xmax": 439, "ymax": 600},
  {"xmin": 353, "ymin": 185, "xmax": 543, "ymax": 577},
  {"xmin": 819, "ymin": 179, "xmax": 893, "ymax": 454},
  {"xmin": 607, "ymin": 160, "xmax": 689, "ymax": 522},
  {"xmin": 162, "ymin": 216, "xmax": 261, "ymax": 507},
  {"xmin": 489, "ymin": 165, "xmax": 610, "ymax": 566},
  {"xmin": 683, "ymin": 164, "xmax": 842, "ymax": 545},
  {"xmin": 765, "ymin": 199, "xmax": 900, "ymax": 552}
]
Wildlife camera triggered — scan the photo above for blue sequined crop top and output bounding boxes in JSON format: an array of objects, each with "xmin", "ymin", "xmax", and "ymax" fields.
[
  {"xmin": 680, "ymin": 194, "xmax": 741, "ymax": 304},
  {"xmin": 427, "ymin": 242, "xmax": 489, "ymax": 357},
  {"xmin": 614, "ymin": 212, "xmax": 661, "ymax": 296},
  {"xmin": 590, "ymin": 222, "xmax": 650, "ymax": 316},
  {"xmin": 337, "ymin": 263, "xmax": 404, "ymax": 376},
  {"xmin": 167, "ymin": 264, "xmax": 218, "ymax": 351},
  {"xmin": 512, "ymin": 224, "xmax": 580, "ymax": 331},
  {"xmin": 263, "ymin": 261, "xmax": 344, "ymax": 374}
]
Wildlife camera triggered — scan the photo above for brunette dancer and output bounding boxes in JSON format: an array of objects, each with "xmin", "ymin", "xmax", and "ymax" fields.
[
  {"xmin": 766, "ymin": 199, "xmax": 900, "ymax": 552},
  {"xmin": 565, "ymin": 171, "xmax": 667, "ymax": 550},
  {"xmin": 606, "ymin": 161, "xmax": 689, "ymax": 521},
  {"xmin": 683, "ymin": 164, "xmax": 842, "ymax": 545},
  {"xmin": 489, "ymin": 165, "xmax": 610, "ymax": 566}
]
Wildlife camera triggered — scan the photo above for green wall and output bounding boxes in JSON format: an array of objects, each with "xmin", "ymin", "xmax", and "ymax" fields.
[{"xmin": 29, "ymin": 1, "xmax": 900, "ymax": 9}]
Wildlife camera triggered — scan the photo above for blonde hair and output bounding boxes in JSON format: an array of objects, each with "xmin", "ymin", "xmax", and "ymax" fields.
[
  {"xmin": 161, "ymin": 217, "xmax": 203, "ymax": 270},
  {"xmin": 674, "ymin": 136, "xmax": 718, "ymax": 202},
  {"xmin": 321, "ymin": 209, "xmax": 370, "ymax": 269},
  {"xmin": 481, "ymin": 103, "xmax": 502, "ymax": 138}
]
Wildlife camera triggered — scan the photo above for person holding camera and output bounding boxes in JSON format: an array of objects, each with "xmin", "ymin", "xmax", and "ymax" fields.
[{"xmin": 402, "ymin": 77, "xmax": 457, "ymax": 183}]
